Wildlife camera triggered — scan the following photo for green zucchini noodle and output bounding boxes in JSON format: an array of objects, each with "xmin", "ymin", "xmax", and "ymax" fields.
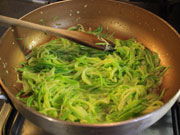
[{"xmin": 16, "ymin": 25, "xmax": 169, "ymax": 123}]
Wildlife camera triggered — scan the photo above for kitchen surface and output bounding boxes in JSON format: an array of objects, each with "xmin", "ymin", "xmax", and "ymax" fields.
[{"xmin": 0, "ymin": 0, "xmax": 180, "ymax": 135}]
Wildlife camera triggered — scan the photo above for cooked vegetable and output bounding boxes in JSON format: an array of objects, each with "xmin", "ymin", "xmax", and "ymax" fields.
[{"xmin": 16, "ymin": 25, "xmax": 169, "ymax": 124}]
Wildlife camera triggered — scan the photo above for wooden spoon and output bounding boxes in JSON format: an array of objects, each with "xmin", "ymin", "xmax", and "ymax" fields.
[{"xmin": 0, "ymin": 15, "xmax": 115, "ymax": 51}]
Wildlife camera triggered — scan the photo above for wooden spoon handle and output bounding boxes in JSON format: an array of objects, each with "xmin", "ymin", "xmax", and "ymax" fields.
[{"xmin": 0, "ymin": 15, "xmax": 114, "ymax": 51}]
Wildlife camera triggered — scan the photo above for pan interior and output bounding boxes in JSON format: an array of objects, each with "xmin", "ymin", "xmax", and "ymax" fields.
[{"xmin": 0, "ymin": 0, "xmax": 180, "ymax": 108}]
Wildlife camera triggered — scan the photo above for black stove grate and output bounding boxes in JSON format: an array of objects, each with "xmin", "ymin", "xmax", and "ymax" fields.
[{"xmin": 171, "ymin": 102, "xmax": 180, "ymax": 135}]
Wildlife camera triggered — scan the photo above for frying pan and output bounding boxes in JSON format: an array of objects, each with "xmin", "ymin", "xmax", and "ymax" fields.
[{"xmin": 0, "ymin": 0, "xmax": 180, "ymax": 135}]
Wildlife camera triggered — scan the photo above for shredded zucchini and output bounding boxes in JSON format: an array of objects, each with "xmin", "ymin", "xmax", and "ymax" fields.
[{"xmin": 16, "ymin": 25, "xmax": 169, "ymax": 123}]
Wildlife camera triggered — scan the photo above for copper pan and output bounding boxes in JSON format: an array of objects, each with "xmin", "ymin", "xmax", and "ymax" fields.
[{"xmin": 0, "ymin": 0, "xmax": 180, "ymax": 135}]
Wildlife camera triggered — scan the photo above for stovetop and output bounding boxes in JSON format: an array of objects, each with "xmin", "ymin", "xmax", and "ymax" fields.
[{"xmin": 0, "ymin": 0, "xmax": 180, "ymax": 135}]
